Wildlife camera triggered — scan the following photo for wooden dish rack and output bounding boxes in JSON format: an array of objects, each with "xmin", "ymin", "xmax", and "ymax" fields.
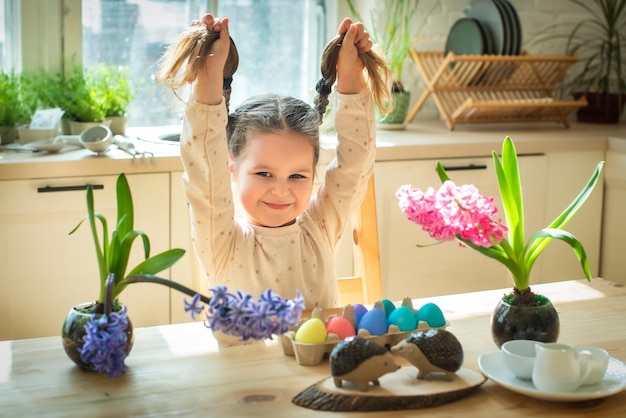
[{"xmin": 407, "ymin": 50, "xmax": 587, "ymax": 130}]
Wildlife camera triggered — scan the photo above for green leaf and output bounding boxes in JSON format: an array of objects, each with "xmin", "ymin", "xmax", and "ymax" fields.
[
  {"xmin": 527, "ymin": 161, "xmax": 604, "ymax": 264},
  {"xmin": 493, "ymin": 137, "xmax": 525, "ymax": 254},
  {"xmin": 436, "ymin": 161, "xmax": 451, "ymax": 182},
  {"xmin": 526, "ymin": 228, "xmax": 592, "ymax": 280}
]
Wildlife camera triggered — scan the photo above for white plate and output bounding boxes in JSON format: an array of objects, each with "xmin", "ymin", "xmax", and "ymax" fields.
[
  {"xmin": 28, "ymin": 138, "xmax": 67, "ymax": 153},
  {"xmin": 478, "ymin": 350, "xmax": 626, "ymax": 402}
]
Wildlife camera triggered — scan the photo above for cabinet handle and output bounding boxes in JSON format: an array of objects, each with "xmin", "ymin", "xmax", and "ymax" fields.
[
  {"xmin": 440, "ymin": 163, "xmax": 487, "ymax": 172},
  {"xmin": 37, "ymin": 184, "xmax": 105, "ymax": 193}
]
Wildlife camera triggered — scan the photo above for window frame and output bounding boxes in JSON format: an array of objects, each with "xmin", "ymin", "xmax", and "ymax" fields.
[{"xmin": 5, "ymin": 0, "xmax": 339, "ymax": 128}]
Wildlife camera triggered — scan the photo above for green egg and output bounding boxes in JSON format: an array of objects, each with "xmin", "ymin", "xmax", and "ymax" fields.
[
  {"xmin": 416, "ymin": 302, "xmax": 446, "ymax": 328},
  {"xmin": 381, "ymin": 299, "xmax": 396, "ymax": 317},
  {"xmin": 388, "ymin": 305, "xmax": 418, "ymax": 331}
]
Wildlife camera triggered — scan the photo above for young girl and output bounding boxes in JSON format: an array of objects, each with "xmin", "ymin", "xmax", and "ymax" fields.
[{"xmin": 157, "ymin": 14, "xmax": 390, "ymax": 340}]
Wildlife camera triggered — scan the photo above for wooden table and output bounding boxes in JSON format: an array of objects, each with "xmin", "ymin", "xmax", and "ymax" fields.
[{"xmin": 1, "ymin": 278, "xmax": 625, "ymax": 417}]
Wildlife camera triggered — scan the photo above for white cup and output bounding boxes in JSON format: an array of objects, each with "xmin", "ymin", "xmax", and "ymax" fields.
[
  {"xmin": 575, "ymin": 346, "xmax": 609, "ymax": 386},
  {"xmin": 532, "ymin": 343, "xmax": 592, "ymax": 392},
  {"xmin": 501, "ymin": 339, "xmax": 536, "ymax": 380}
]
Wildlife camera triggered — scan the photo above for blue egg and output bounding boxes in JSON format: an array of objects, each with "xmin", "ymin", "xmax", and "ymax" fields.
[
  {"xmin": 358, "ymin": 307, "xmax": 388, "ymax": 336},
  {"xmin": 416, "ymin": 303, "xmax": 446, "ymax": 327},
  {"xmin": 388, "ymin": 305, "xmax": 418, "ymax": 331},
  {"xmin": 352, "ymin": 303, "xmax": 368, "ymax": 323}
]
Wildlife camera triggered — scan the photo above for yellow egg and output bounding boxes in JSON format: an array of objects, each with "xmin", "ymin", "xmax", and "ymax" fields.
[{"xmin": 294, "ymin": 318, "xmax": 328, "ymax": 344}]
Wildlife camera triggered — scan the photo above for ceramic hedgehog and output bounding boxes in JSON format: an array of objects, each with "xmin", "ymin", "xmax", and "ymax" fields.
[
  {"xmin": 330, "ymin": 336, "xmax": 400, "ymax": 392},
  {"xmin": 391, "ymin": 329, "xmax": 463, "ymax": 380}
]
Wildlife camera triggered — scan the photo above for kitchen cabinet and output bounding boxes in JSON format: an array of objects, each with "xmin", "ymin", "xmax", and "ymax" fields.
[
  {"xmin": 601, "ymin": 149, "xmax": 626, "ymax": 285},
  {"xmin": 0, "ymin": 173, "xmax": 171, "ymax": 339},
  {"xmin": 170, "ymin": 171, "xmax": 206, "ymax": 324},
  {"xmin": 373, "ymin": 149, "xmax": 604, "ymax": 301}
]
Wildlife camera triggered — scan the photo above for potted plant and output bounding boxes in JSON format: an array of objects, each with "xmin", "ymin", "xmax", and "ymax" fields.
[
  {"xmin": 396, "ymin": 137, "xmax": 603, "ymax": 347},
  {"xmin": 15, "ymin": 70, "xmax": 65, "ymax": 143},
  {"xmin": 0, "ymin": 70, "xmax": 30, "ymax": 144},
  {"xmin": 88, "ymin": 64, "xmax": 136, "ymax": 134},
  {"xmin": 561, "ymin": 0, "xmax": 625, "ymax": 123},
  {"xmin": 57, "ymin": 67, "xmax": 109, "ymax": 134},
  {"xmin": 346, "ymin": 0, "xmax": 438, "ymax": 127},
  {"xmin": 64, "ymin": 173, "xmax": 304, "ymax": 377}
]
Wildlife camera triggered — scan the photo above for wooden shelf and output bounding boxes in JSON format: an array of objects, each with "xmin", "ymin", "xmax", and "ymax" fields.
[{"xmin": 407, "ymin": 50, "xmax": 587, "ymax": 130}]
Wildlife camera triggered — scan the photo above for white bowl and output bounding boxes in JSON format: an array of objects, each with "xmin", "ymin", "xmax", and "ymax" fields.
[
  {"xmin": 501, "ymin": 339, "xmax": 537, "ymax": 380},
  {"xmin": 79, "ymin": 125, "xmax": 113, "ymax": 153}
]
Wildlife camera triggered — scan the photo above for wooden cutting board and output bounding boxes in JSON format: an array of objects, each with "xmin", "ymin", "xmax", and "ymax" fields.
[{"xmin": 292, "ymin": 366, "xmax": 486, "ymax": 412}]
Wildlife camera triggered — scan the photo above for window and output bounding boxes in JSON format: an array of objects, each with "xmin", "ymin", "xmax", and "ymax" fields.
[
  {"xmin": 81, "ymin": 0, "xmax": 330, "ymax": 128},
  {"xmin": 1, "ymin": 0, "xmax": 7, "ymax": 68}
]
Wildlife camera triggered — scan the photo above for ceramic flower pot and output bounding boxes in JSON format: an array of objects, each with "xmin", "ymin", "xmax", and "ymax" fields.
[
  {"xmin": 61, "ymin": 302, "xmax": 134, "ymax": 371},
  {"xmin": 107, "ymin": 116, "xmax": 128, "ymax": 135},
  {"xmin": 574, "ymin": 92, "xmax": 626, "ymax": 124},
  {"xmin": 376, "ymin": 91, "xmax": 411, "ymax": 129},
  {"xmin": 490, "ymin": 297, "xmax": 559, "ymax": 348}
]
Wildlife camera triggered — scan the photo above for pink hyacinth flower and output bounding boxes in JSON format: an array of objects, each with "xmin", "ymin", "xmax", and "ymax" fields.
[{"xmin": 396, "ymin": 181, "xmax": 508, "ymax": 247}]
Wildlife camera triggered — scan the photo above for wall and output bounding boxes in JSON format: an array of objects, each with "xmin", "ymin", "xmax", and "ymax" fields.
[{"xmin": 342, "ymin": 0, "xmax": 609, "ymax": 120}]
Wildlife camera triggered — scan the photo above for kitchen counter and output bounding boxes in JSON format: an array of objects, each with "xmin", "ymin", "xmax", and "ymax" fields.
[
  {"xmin": 1, "ymin": 278, "xmax": 625, "ymax": 417},
  {"xmin": 1, "ymin": 121, "xmax": 624, "ymax": 181}
]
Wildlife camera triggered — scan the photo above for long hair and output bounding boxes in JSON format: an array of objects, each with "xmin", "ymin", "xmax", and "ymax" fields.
[
  {"xmin": 155, "ymin": 25, "xmax": 239, "ymax": 111},
  {"xmin": 156, "ymin": 23, "xmax": 391, "ymax": 163},
  {"xmin": 314, "ymin": 33, "xmax": 392, "ymax": 121}
]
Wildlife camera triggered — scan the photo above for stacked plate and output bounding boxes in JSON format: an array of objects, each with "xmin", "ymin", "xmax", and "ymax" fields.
[{"xmin": 445, "ymin": 0, "xmax": 521, "ymax": 56}]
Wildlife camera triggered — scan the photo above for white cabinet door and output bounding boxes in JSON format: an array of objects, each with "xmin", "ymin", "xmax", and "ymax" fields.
[
  {"xmin": 374, "ymin": 155, "xmax": 547, "ymax": 300},
  {"xmin": 540, "ymin": 151, "xmax": 605, "ymax": 283},
  {"xmin": 0, "ymin": 173, "xmax": 170, "ymax": 340},
  {"xmin": 601, "ymin": 150, "xmax": 626, "ymax": 285},
  {"xmin": 170, "ymin": 171, "xmax": 207, "ymax": 324}
]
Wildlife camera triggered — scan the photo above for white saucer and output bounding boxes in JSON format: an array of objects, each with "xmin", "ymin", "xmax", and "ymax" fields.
[
  {"xmin": 28, "ymin": 138, "xmax": 67, "ymax": 153},
  {"xmin": 478, "ymin": 350, "xmax": 626, "ymax": 402}
]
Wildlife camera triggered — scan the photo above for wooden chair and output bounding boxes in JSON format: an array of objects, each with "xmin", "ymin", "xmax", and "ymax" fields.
[{"xmin": 336, "ymin": 175, "xmax": 383, "ymax": 305}]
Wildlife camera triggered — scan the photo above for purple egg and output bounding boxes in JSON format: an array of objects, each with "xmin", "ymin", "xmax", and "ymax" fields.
[{"xmin": 353, "ymin": 303, "xmax": 368, "ymax": 323}]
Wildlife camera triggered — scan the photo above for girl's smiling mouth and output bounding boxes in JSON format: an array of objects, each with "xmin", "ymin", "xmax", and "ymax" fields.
[{"xmin": 264, "ymin": 202, "xmax": 292, "ymax": 210}]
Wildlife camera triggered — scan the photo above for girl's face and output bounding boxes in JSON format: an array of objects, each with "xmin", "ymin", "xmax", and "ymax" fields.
[{"xmin": 230, "ymin": 131, "xmax": 315, "ymax": 227}]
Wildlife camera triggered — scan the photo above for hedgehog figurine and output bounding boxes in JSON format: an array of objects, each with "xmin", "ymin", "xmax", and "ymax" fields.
[
  {"xmin": 391, "ymin": 329, "xmax": 463, "ymax": 380},
  {"xmin": 330, "ymin": 336, "xmax": 400, "ymax": 392}
]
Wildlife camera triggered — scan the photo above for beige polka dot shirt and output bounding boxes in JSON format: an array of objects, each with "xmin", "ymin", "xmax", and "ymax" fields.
[{"xmin": 180, "ymin": 89, "xmax": 375, "ymax": 310}]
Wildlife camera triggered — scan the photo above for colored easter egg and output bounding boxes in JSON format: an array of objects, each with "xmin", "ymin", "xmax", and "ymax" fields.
[
  {"xmin": 294, "ymin": 318, "xmax": 328, "ymax": 343},
  {"xmin": 326, "ymin": 316, "xmax": 356, "ymax": 340},
  {"xmin": 353, "ymin": 303, "xmax": 368, "ymax": 323},
  {"xmin": 416, "ymin": 303, "xmax": 446, "ymax": 328},
  {"xmin": 381, "ymin": 299, "xmax": 396, "ymax": 317},
  {"xmin": 358, "ymin": 307, "xmax": 388, "ymax": 336},
  {"xmin": 388, "ymin": 305, "xmax": 418, "ymax": 331}
]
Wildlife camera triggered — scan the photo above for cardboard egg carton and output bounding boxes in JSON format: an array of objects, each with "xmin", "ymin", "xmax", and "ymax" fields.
[{"xmin": 281, "ymin": 299, "xmax": 449, "ymax": 366}]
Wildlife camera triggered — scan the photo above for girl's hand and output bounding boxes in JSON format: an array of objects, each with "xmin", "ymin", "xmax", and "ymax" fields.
[
  {"xmin": 193, "ymin": 14, "xmax": 231, "ymax": 71},
  {"xmin": 336, "ymin": 18, "xmax": 370, "ymax": 94},
  {"xmin": 193, "ymin": 13, "xmax": 231, "ymax": 104}
]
